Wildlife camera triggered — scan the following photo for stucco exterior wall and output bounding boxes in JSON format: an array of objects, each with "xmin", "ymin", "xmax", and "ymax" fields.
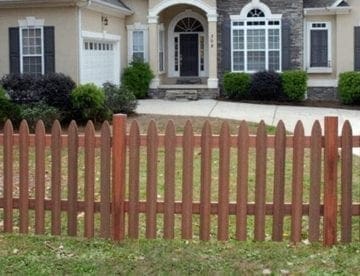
[
  {"xmin": 123, "ymin": 0, "xmax": 149, "ymax": 25},
  {"xmin": 0, "ymin": 7, "xmax": 78, "ymax": 81}
]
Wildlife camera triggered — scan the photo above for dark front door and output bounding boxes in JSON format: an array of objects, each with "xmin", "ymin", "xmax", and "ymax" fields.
[{"xmin": 180, "ymin": 34, "xmax": 198, "ymax": 76}]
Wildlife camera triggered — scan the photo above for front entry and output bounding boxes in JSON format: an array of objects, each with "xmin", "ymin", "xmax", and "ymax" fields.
[{"xmin": 180, "ymin": 34, "xmax": 199, "ymax": 76}]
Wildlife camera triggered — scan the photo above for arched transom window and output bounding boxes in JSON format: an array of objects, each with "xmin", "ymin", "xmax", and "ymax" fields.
[{"xmin": 174, "ymin": 17, "xmax": 204, "ymax": 32}]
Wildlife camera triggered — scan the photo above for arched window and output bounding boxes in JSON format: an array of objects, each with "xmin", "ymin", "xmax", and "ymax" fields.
[
  {"xmin": 247, "ymin": 9, "xmax": 265, "ymax": 18},
  {"xmin": 174, "ymin": 17, "xmax": 204, "ymax": 32}
]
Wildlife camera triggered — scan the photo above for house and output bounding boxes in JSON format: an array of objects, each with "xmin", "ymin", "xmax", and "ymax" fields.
[{"xmin": 0, "ymin": 0, "xmax": 359, "ymax": 100}]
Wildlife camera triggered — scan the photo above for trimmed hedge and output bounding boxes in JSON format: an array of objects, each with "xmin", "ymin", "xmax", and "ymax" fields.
[
  {"xmin": 103, "ymin": 82, "xmax": 137, "ymax": 114},
  {"xmin": 249, "ymin": 71, "xmax": 283, "ymax": 101},
  {"xmin": 223, "ymin": 72, "xmax": 251, "ymax": 99},
  {"xmin": 338, "ymin": 72, "xmax": 360, "ymax": 105},
  {"xmin": 281, "ymin": 70, "xmax": 307, "ymax": 102},
  {"xmin": 19, "ymin": 103, "xmax": 60, "ymax": 131},
  {"xmin": 0, "ymin": 86, "xmax": 21, "ymax": 125}
]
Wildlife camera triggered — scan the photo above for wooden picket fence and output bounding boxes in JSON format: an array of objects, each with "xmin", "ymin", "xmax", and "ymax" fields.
[{"xmin": 0, "ymin": 115, "xmax": 359, "ymax": 246}]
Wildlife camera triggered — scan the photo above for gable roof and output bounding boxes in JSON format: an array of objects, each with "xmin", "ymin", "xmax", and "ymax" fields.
[
  {"xmin": 303, "ymin": 0, "xmax": 349, "ymax": 8},
  {"xmin": 100, "ymin": 0, "xmax": 131, "ymax": 11}
]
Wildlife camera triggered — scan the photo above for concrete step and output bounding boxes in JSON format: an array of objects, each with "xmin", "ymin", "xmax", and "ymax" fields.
[{"xmin": 165, "ymin": 90, "xmax": 199, "ymax": 101}]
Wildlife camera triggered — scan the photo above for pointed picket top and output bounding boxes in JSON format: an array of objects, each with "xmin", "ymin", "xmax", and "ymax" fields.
[
  {"xmin": 165, "ymin": 120, "xmax": 176, "ymax": 137},
  {"xmin": 4, "ymin": 119, "xmax": 14, "ymax": 134},
  {"xmin": 201, "ymin": 120, "xmax": 212, "ymax": 137},
  {"xmin": 238, "ymin": 120, "xmax": 249, "ymax": 137},
  {"xmin": 51, "ymin": 120, "xmax": 62, "ymax": 136},
  {"xmin": 19, "ymin": 119, "xmax": 30, "ymax": 136},
  {"xmin": 68, "ymin": 120, "xmax": 78, "ymax": 133},
  {"xmin": 35, "ymin": 120, "xmax": 46, "ymax": 136},
  {"xmin": 256, "ymin": 120, "xmax": 267, "ymax": 136},
  {"xmin": 147, "ymin": 120, "xmax": 158, "ymax": 136},
  {"xmin": 275, "ymin": 120, "xmax": 286, "ymax": 136},
  {"xmin": 294, "ymin": 120, "xmax": 305, "ymax": 137},
  {"xmin": 184, "ymin": 120, "xmax": 193, "ymax": 137},
  {"xmin": 220, "ymin": 121, "xmax": 230, "ymax": 138},
  {"xmin": 342, "ymin": 120, "xmax": 352, "ymax": 137},
  {"xmin": 85, "ymin": 120, "xmax": 95, "ymax": 136},
  {"xmin": 311, "ymin": 120, "xmax": 322, "ymax": 137}
]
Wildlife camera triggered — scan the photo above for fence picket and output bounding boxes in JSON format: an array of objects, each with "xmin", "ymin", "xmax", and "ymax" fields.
[
  {"xmin": 272, "ymin": 121, "xmax": 286, "ymax": 241},
  {"xmin": 35, "ymin": 121, "xmax": 46, "ymax": 234},
  {"xmin": 200, "ymin": 121, "xmax": 212, "ymax": 241},
  {"xmin": 255, "ymin": 121, "xmax": 267, "ymax": 241},
  {"xmin": 51, "ymin": 120, "xmax": 62, "ymax": 235},
  {"xmin": 236, "ymin": 121, "xmax": 249, "ymax": 241},
  {"xmin": 341, "ymin": 121, "xmax": 352, "ymax": 243},
  {"xmin": 100, "ymin": 121, "xmax": 111, "ymax": 239},
  {"xmin": 3, "ymin": 120, "xmax": 14, "ymax": 233},
  {"xmin": 67, "ymin": 121, "xmax": 78, "ymax": 236},
  {"xmin": 291, "ymin": 121, "xmax": 305, "ymax": 243},
  {"xmin": 19, "ymin": 120, "xmax": 29, "ymax": 233},
  {"xmin": 218, "ymin": 122, "xmax": 230, "ymax": 241},
  {"xmin": 309, "ymin": 121, "xmax": 322, "ymax": 242},
  {"xmin": 128, "ymin": 120, "xmax": 140, "ymax": 239},
  {"xmin": 146, "ymin": 120, "xmax": 158, "ymax": 239},
  {"xmin": 182, "ymin": 121, "xmax": 194, "ymax": 239},
  {"xmin": 164, "ymin": 121, "xmax": 176, "ymax": 239}
]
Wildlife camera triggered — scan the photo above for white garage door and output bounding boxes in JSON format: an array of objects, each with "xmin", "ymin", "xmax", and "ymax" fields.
[{"xmin": 81, "ymin": 40, "xmax": 119, "ymax": 86}]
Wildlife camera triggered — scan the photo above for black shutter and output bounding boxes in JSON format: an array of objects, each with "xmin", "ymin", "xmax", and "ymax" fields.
[
  {"xmin": 310, "ymin": 30, "xmax": 328, "ymax": 67},
  {"xmin": 354, "ymin": 26, "xmax": 360, "ymax": 71},
  {"xmin": 9, "ymin": 27, "xmax": 20, "ymax": 74},
  {"xmin": 281, "ymin": 20, "xmax": 291, "ymax": 71},
  {"xmin": 44, "ymin": 26, "xmax": 55, "ymax": 74},
  {"xmin": 221, "ymin": 17, "xmax": 231, "ymax": 72}
]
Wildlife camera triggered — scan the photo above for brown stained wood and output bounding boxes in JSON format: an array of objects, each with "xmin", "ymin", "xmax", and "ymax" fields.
[
  {"xmin": 3, "ymin": 120, "xmax": 13, "ymax": 233},
  {"xmin": 291, "ymin": 121, "xmax": 305, "ymax": 244},
  {"xmin": 19, "ymin": 120, "xmax": 29, "ymax": 234},
  {"xmin": 309, "ymin": 121, "xmax": 322, "ymax": 242},
  {"xmin": 272, "ymin": 121, "xmax": 286, "ymax": 241},
  {"xmin": 341, "ymin": 121, "xmax": 352, "ymax": 243},
  {"xmin": 236, "ymin": 121, "xmax": 249, "ymax": 241},
  {"xmin": 218, "ymin": 122, "xmax": 230, "ymax": 241},
  {"xmin": 324, "ymin": 117, "xmax": 338, "ymax": 246},
  {"xmin": 164, "ymin": 121, "xmax": 176, "ymax": 239},
  {"xmin": 255, "ymin": 121, "xmax": 267, "ymax": 241},
  {"xmin": 51, "ymin": 120, "xmax": 62, "ymax": 235},
  {"xmin": 112, "ymin": 114, "xmax": 127, "ymax": 241},
  {"xmin": 200, "ymin": 121, "xmax": 212, "ymax": 241},
  {"xmin": 100, "ymin": 121, "xmax": 111, "ymax": 239},
  {"xmin": 182, "ymin": 121, "xmax": 194, "ymax": 239},
  {"xmin": 67, "ymin": 121, "xmax": 78, "ymax": 236},
  {"xmin": 128, "ymin": 120, "xmax": 140, "ymax": 239},
  {"xmin": 146, "ymin": 120, "xmax": 158, "ymax": 239},
  {"xmin": 35, "ymin": 121, "xmax": 46, "ymax": 234}
]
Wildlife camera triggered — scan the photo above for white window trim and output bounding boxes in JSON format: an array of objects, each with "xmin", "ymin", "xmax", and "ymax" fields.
[
  {"xmin": 127, "ymin": 22, "xmax": 149, "ymax": 64},
  {"xmin": 158, "ymin": 24, "xmax": 165, "ymax": 74},
  {"xmin": 306, "ymin": 22, "xmax": 332, "ymax": 74}
]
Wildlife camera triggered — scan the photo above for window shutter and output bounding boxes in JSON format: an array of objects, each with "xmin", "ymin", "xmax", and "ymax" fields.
[
  {"xmin": 44, "ymin": 26, "xmax": 55, "ymax": 74},
  {"xmin": 354, "ymin": 26, "xmax": 360, "ymax": 71},
  {"xmin": 221, "ymin": 17, "xmax": 231, "ymax": 72},
  {"xmin": 310, "ymin": 30, "xmax": 328, "ymax": 67},
  {"xmin": 281, "ymin": 21, "xmax": 291, "ymax": 71},
  {"xmin": 9, "ymin": 27, "xmax": 20, "ymax": 74}
]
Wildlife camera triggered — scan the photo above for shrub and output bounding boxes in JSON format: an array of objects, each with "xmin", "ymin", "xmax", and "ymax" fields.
[
  {"xmin": 223, "ymin": 72, "xmax": 251, "ymax": 99},
  {"xmin": 0, "ymin": 74, "xmax": 40, "ymax": 103},
  {"xmin": 70, "ymin": 83, "xmax": 110, "ymax": 123},
  {"xmin": 103, "ymin": 82, "xmax": 137, "ymax": 114},
  {"xmin": 249, "ymin": 71, "xmax": 283, "ymax": 101},
  {"xmin": 0, "ymin": 86, "xmax": 21, "ymax": 125},
  {"xmin": 338, "ymin": 72, "xmax": 360, "ymax": 105},
  {"xmin": 122, "ymin": 59, "xmax": 154, "ymax": 98},
  {"xmin": 281, "ymin": 70, "xmax": 307, "ymax": 102},
  {"xmin": 19, "ymin": 103, "xmax": 60, "ymax": 131}
]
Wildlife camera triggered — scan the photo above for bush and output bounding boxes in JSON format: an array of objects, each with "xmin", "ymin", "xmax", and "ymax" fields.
[
  {"xmin": 0, "ymin": 74, "xmax": 40, "ymax": 103},
  {"xmin": 122, "ymin": 59, "xmax": 154, "ymax": 98},
  {"xmin": 281, "ymin": 70, "xmax": 307, "ymax": 102},
  {"xmin": 0, "ymin": 86, "xmax": 21, "ymax": 125},
  {"xmin": 103, "ymin": 82, "xmax": 137, "ymax": 114},
  {"xmin": 249, "ymin": 71, "xmax": 283, "ymax": 101},
  {"xmin": 19, "ymin": 103, "xmax": 60, "ymax": 130},
  {"xmin": 338, "ymin": 72, "xmax": 360, "ymax": 105},
  {"xmin": 223, "ymin": 72, "xmax": 251, "ymax": 99},
  {"xmin": 70, "ymin": 83, "xmax": 110, "ymax": 123}
]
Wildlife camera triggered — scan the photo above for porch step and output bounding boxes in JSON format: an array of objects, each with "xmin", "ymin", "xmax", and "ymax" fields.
[
  {"xmin": 165, "ymin": 90, "xmax": 199, "ymax": 101},
  {"xmin": 176, "ymin": 78, "xmax": 202, "ymax": 85}
]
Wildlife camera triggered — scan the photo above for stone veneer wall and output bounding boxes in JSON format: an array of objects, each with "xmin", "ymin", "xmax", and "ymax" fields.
[{"xmin": 307, "ymin": 87, "xmax": 339, "ymax": 101}]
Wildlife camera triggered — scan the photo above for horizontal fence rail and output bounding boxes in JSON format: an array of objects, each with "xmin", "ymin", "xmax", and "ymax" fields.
[{"xmin": 0, "ymin": 116, "xmax": 359, "ymax": 246}]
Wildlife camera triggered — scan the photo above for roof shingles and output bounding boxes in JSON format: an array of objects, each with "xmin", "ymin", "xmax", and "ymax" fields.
[{"xmin": 303, "ymin": 0, "xmax": 337, "ymax": 8}]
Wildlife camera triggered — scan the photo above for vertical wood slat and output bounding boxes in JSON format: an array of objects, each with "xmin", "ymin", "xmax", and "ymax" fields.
[
  {"xmin": 218, "ymin": 122, "xmax": 230, "ymax": 241},
  {"xmin": 3, "ymin": 120, "xmax": 14, "ymax": 233},
  {"xmin": 67, "ymin": 121, "xmax": 78, "ymax": 236},
  {"xmin": 341, "ymin": 121, "xmax": 352, "ymax": 243},
  {"xmin": 200, "ymin": 121, "xmax": 212, "ymax": 241},
  {"xmin": 100, "ymin": 121, "xmax": 111, "ymax": 239},
  {"xmin": 164, "ymin": 121, "xmax": 176, "ymax": 239},
  {"xmin": 324, "ymin": 117, "xmax": 338, "ymax": 246},
  {"xmin": 84, "ymin": 121, "xmax": 95, "ymax": 238},
  {"xmin": 272, "ymin": 121, "xmax": 286, "ymax": 241},
  {"xmin": 182, "ymin": 121, "xmax": 194, "ymax": 239},
  {"xmin": 19, "ymin": 120, "xmax": 29, "ymax": 233},
  {"xmin": 35, "ymin": 121, "xmax": 46, "ymax": 234},
  {"xmin": 255, "ymin": 121, "xmax": 267, "ymax": 241},
  {"xmin": 236, "ymin": 121, "xmax": 249, "ymax": 241},
  {"xmin": 146, "ymin": 120, "xmax": 158, "ymax": 239},
  {"xmin": 128, "ymin": 121, "xmax": 140, "ymax": 239},
  {"xmin": 51, "ymin": 120, "xmax": 62, "ymax": 235},
  {"xmin": 112, "ymin": 114, "xmax": 127, "ymax": 240},
  {"xmin": 291, "ymin": 121, "xmax": 305, "ymax": 243},
  {"xmin": 309, "ymin": 121, "xmax": 322, "ymax": 242}
]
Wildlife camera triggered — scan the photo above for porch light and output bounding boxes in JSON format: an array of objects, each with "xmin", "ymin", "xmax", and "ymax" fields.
[{"xmin": 102, "ymin": 16, "xmax": 109, "ymax": 26}]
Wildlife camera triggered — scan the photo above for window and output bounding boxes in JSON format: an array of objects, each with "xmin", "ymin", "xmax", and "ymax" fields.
[
  {"xmin": 231, "ymin": 7, "xmax": 281, "ymax": 72},
  {"xmin": 307, "ymin": 22, "xmax": 331, "ymax": 70},
  {"xmin": 20, "ymin": 27, "xmax": 44, "ymax": 76},
  {"xmin": 158, "ymin": 27, "xmax": 165, "ymax": 72},
  {"xmin": 127, "ymin": 23, "xmax": 148, "ymax": 63},
  {"xmin": 132, "ymin": 31, "xmax": 144, "ymax": 61}
]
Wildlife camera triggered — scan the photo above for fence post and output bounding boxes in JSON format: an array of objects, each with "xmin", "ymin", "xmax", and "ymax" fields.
[
  {"xmin": 323, "ymin": 116, "xmax": 338, "ymax": 246},
  {"xmin": 112, "ymin": 114, "xmax": 127, "ymax": 241}
]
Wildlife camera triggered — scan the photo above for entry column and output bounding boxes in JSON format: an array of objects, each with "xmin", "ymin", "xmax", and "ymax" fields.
[
  {"xmin": 207, "ymin": 14, "xmax": 218, "ymax": 89},
  {"xmin": 148, "ymin": 15, "xmax": 160, "ymax": 89}
]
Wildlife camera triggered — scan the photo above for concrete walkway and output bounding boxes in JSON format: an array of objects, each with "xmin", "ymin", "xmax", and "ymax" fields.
[{"xmin": 137, "ymin": 99, "xmax": 360, "ymax": 136}]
